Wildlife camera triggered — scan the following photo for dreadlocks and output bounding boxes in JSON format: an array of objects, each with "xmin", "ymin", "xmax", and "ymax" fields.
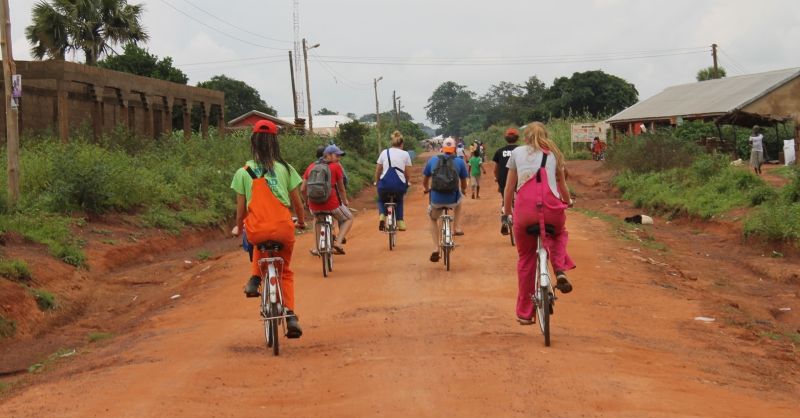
[{"xmin": 250, "ymin": 132, "xmax": 289, "ymax": 173}]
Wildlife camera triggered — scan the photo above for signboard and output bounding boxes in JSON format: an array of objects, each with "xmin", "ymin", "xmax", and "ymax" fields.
[
  {"xmin": 10, "ymin": 74, "xmax": 21, "ymax": 108},
  {"xmin": 571, "ymin": 122, "xmax": 607, "ymax": 143}
]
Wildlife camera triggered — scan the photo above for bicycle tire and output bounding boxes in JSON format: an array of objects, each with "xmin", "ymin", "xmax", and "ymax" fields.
[
  {"xmin": 509, "ymin": 228, "xmax": 515, "ymax": 247},
  {"xmin": 262, "ymin": 290, "xmax": 272, "ymax": 348},
  {"xmin": 444, "ymin": 246, "xmax": 450, "ymax": 271},
  {"xmin": 322, "ymin": 252, "xmax": 328, "ymax": 277},
  {"xmin": 539, "ymin": 286, "xmax": 550, "ymax": 347},
  {"xmin": 327, "ymin": 251, "xmax": 334, "ymax": 272},
  {"xmin": 270, "ymin": 302, "xmax": 280, "ymax": 356}
]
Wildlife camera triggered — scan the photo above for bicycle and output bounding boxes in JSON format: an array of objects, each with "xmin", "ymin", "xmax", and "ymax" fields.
[
  {"xmin": 255, "ymin": 240, "xmax": 292, "ymax": 356},
  {"xmin": 384, "ymin": 195, "xmax": 398, "ymax": 251},
  {"xmin": 526, "ymin": 222, "xmax": 557, "ymax": 347},
  {"xmin": 314, "ymin": 212, "xmax": 335, "ymax": 277},
  {"xmin": 438, "ymin": 206, "xmax": 455, "ymax": 271}
]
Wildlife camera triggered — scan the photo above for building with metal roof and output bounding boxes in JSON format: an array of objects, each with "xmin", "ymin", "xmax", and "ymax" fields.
[{"xmin": 607, "ymin": 67, "xmax": 800, "ymax": 139}]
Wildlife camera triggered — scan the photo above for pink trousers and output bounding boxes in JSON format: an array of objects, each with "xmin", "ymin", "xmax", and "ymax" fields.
[{"xmin": 512, "ymin": 191, "xmax": 575, "ymax": 320}]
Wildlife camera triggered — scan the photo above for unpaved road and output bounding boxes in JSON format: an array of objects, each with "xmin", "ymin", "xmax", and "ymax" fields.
[{"xmin": 2, "ymin": 162, "xmax": 799, "ymax": 417}]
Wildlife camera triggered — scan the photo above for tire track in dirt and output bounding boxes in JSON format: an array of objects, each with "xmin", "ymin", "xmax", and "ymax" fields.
[{"xmin": 1, "ymin": 162, "xmax": 798, "ymax": 417}]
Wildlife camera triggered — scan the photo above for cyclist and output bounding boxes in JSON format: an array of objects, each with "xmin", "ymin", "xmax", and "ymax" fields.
[
  {"xmin": 374, "ymin": 130, "xmax": 412, "ymax": 231},
  {"xmin": 455, "ymin": 142, "xmax": 467, "ymax": 160},
  {"xmin": 231, "ymin": 120, "xmax": 305, "ymax": 338},
  {"xmin": 302, "ymin": 144, "xmax": 353, "ymax": 255},
  {"xmin": 423, "ymin": 137, "xmax": 469, "ymax": 262},
  {"xmin": 502, "ymin": 122, "xmax": 575, "ymax": 325},
  {"xmin": 493, "ymin": 128, "xmax": 519, "ymax": 235}
]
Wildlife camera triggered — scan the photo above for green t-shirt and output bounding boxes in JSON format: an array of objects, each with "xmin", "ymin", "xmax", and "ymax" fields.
[
  {"xmin": 468, "ymin": 156, "xmax": 482, "ymax": 177},
  {"xmin": 230, "ymin": 160, "xmax": 303, "ymax": 207}
]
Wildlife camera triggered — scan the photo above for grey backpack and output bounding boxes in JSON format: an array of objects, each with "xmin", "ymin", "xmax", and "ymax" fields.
[
  {"xmin": 306, "ymin": 160, "xmax": 332, "ymax": 203},
  {"xmin": 431, "ymin": 154, "xmax": 459, "ymax": 193}
]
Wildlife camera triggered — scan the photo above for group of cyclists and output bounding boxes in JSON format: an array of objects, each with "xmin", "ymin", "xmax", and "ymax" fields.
[{"xmin": 230, "ymin": 118, "xmax": 577, "ymax": 338}]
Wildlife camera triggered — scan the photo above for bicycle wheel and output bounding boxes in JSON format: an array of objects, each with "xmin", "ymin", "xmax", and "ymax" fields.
[
  {"xmin": 327, "ymin": 250, "xmax": 334, "ymax": 272},
  {"xmin": 537, "ymin": 285, "xmax": 551, "ymax": 347},
  {"xmin": 269, "ymin": 302, "xmax": 280, "ymax": 356},
  {"xmin": 509, "ymin": 227, "xmax": 515, "ymax": 247},
  {"xmin": 262, "ymin": 291, "xmax": 272, "ymax": 349},
  {"xmin": 444, "ymin": 245, "xmax": 450, "ymax": 271},
  {"xmin": 322, "ymin": 252, "xmax": 328, "ymax": 277}
]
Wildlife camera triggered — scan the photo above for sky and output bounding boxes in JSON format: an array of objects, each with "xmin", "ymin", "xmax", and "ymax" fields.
[{"xmin": 9, "ymin": 0, "xmax": 800, "ymax": 127}]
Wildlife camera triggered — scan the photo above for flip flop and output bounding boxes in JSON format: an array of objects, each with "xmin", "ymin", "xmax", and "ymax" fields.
[
  {"xmin": 333, "ymin": 245, "xmax": 346, "ymax": 255},
  {"xmin": 454, "ymin": 231, "xmax": 465, "ymax": 236},
  {"xmin": 429, "ymin": 251, "xmax": 440, "ymax": 262}
]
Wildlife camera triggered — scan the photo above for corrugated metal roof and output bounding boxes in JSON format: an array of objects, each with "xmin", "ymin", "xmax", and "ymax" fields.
[{"xmin": 607, "ymin": 67, "xmax": 800, "ymax": 124}]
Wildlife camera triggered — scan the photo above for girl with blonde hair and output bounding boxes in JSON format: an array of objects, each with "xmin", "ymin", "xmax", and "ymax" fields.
[
  {"xmin": 374, "ymin": 130, "xmax": 413, "ymax": 231},
  {"xmin": 502, "ymin": 122, "xmax": 575, "ymax": 325}
]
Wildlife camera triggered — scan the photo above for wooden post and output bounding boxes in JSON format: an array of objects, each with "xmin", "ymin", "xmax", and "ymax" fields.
[{"xmin": 1, "ymin": 0, "xmax": 20, "ymax": 205}]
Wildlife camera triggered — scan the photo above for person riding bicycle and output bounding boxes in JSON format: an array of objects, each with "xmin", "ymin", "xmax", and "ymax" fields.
[
  {"xmin": 502, "ymin": 122, "xmax": 575, "ymax": 325},
  {"xmin": 493, "ymin": 128, "xmax": 520, "ymax": 235},
  {"xmin": 374, "ymin": 130, "xmax": 412, "ymax": 231},
  {"xmin": 231, "ymin": 120, "xmax": 305, "ymax": 338},
  {"xmin": 302, "ymin": 145, "xmax": 353, "ymax": 255},
  {"xmin": 423, "ymin": 137, "xmax": 469, "ymax": 262}
]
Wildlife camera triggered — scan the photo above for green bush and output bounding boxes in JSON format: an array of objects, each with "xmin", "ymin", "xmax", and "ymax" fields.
[
  {"xmin": 744, "ymin": 201, "xmax": 800, "ymax": 242},
  {"xmin": 606, "ymin": 133, "xmax": 702, "ymax": 173},
  {"xmin": 0, "ymin": 258, "xmax": 32, "ymax": 281},
  {"xmin": 28, "ymin": 288, "xmax": 57, "ymax": 311}
]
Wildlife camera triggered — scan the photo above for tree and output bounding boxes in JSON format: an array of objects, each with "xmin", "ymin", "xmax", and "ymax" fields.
[
  {"xmin": 336, "ymin": 120, "xmax": 370, "ymax": 155},
  {"xmin": 544, "ymin": 70, "xmax": 638, "ymax": 118},
  {"xmin": 425, "ymin": 82, "xmax": 478, "ymax": 136},
  {"xmin": 98, "ymin": 43, "xmax": 188, "ymax": 84},
  {"xmin": 345, "ymin": 112, "xmax": 358, "ymax": 120},
  {"xmin": 26, "ymin": 0, "xmax": 149, "ymax": 66},
  {"xmin": 197, "ymin": 75, "xmax": 276, "ymax": 123},
  {"xmin": 316, "ymin": 108, "xmax": 338, "ymax": 115},
  {"xmin": 696, "ymin": 66, "xmax": 727, "ymax": 81}
]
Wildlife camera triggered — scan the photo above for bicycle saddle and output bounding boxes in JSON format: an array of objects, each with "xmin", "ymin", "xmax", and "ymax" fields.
[
  {"xmin": 256, "ymin": 241, "xmax": 284, "ymax": 251},
  {"xmin": 526, "ymin": 224, "xmax": 556, "ymax": 236}
]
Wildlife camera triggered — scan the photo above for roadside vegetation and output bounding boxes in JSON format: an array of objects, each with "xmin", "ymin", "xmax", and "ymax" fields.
[
  {"xmin": 466, "ymin": 117, "xmax": 597, "ymax": 160},
  {"xmin": 605, "ymin": 132, "xmax": 800, "ymax": 245}
]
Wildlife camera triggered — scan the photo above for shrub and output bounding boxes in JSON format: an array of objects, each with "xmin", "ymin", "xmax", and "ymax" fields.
[
  {"xmin": 744, "ymin": 201, "xmax": 800, "ymax": 242},
  {"xmin": 0, "ymin": 213, "xmax": 86, "ymax": 267},
  {"xmin": 29, "ymin": 288, "xmax": 57, "ymax": 311},
  {"xmin": 0, "ymin": 259, "xmax": 32, "ymax": 281},
  {"xmin": 606, "ymin": 133, "xmax": 702, "ymax": 173}
]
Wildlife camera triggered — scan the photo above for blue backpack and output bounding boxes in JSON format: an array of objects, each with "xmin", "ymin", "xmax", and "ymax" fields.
[{"xmin": 377, "ymin": 148, "xmax": 408, "ymax": 194}]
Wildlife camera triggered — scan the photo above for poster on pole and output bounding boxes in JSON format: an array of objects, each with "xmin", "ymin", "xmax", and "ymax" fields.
[
  {"xmin": 11, "ymin": 74, "xmax": 21, "ymax": 108},
  {"xmin": 570, "ymin": 122, "xmax": 608, "ymax": 151}
]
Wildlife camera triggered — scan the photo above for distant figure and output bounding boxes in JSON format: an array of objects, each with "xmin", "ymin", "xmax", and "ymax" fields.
[
  {"xmin": 749, "ymin": 125, "xmax": 764, "ymax": 175},
  {"xmin": 591, "ymin": 137, "xmax": 605, "ymax": 161}
]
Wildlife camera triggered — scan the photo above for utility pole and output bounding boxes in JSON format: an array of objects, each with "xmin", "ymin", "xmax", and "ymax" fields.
[
  {"xmin": 0, "ymin": 0, "xmax": 19, "ymax": 205},
  {"xmin": 302, "ymin": 39, "xmax": 320, "ymax": 135},
  {"xmin": 374, "ymin": 76, "xmax": 382, "ymax": 154},
  {"xmin": 393, "ymin": 91, "xmax": 399, "ymax": 128},
  {"xmin": 288, "ymin": 50, "xmax": 299, "ymax": 126},
  {"xmin": 711, "ymin": 43, "xmax": 719, "ymax": 79}
]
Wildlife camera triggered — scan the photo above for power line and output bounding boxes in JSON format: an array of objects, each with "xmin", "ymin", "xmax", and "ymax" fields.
[
  {"xmin": 159, "ymin": 0, "xmax": 286, "ymax": 51},
  {"xmin": 719, "ymin": 48, "xmax": 749, "ymax": 74},
  {"xmin": 308, "ymin": 50, "xmax": 373, "ymax": 90},
  {"xmin": 178, "ymin": 0, "xmax": 292, "ymax": 44},
  {"xmin": 178, "ymin": 54, "xmax": 285, "ymax": 67}
]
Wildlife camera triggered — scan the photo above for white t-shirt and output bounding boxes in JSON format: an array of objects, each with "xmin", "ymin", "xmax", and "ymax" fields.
[
  {"xmin": 749, "ymin": 134, "xmax": 764, "ymax": 152},
  {"xmin": 506, "ymin": 146, "xmax": 561, "ymax": 199},
  {"xmin": 376, "ymin": 148, "xmax": 412, "ymax": 183}
]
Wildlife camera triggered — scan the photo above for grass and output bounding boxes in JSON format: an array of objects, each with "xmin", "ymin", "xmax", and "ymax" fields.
[
  {"xmin": 0, "ymin": 258, "xmax": 31, "ymax": 281},
  {"xmin": 0, "ymin": 382, "xmax": 10, "ymax": 393},
  {"xmin": 28, "ymin": 347, "xmax": 76, "ymax": 374},
  {"xmin": 0, "ymin": 315, "xmax": 16, "ymax": 338},
  {"xmin": 88, "ymin": 332, "xmax": 114, "ymax": 343},
  {"xmin": 760, "ymin": 331, "xmax": 800, "ymax": 344},
  {"xmin": 196, "ymin": 250, "xmax": 212, "ymax": 261},
  {"xmin": 0, "ymin": 213, "xmax": 86, "ymax": 267},
  {"xmin": 27, "ymin": 288, "xmax": 57, "ymax": 311}
]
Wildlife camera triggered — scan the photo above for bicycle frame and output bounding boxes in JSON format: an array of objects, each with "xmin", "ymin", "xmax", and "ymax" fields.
[
  {"xmin": 440, "ymin": 208, "xmax": 454, "ymax": 249},
  {"xmin": 315, "ymin": 213, "xmax": 334, "ymax": 254},
  {"xmin": 258, "ymin": 252, "xmax": 287, "ymax": 321},
  {"xmin": 385, "ymin": 202, "xmax": 397, "ymax": 231}
]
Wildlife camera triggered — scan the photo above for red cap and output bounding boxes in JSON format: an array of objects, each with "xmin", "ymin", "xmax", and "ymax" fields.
[
  {"xmin": 253, "ymin": 120, "xmax": 278, "ymax": 134},
  {"xmin": 505, "ymin": 128, "xmax": 519, "ymax": 137}
]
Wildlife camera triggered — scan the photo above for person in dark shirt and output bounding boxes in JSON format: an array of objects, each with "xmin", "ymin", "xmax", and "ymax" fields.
[{"xmin": 492, "ymin": 128, "xmax": 520, "ymax": 236}]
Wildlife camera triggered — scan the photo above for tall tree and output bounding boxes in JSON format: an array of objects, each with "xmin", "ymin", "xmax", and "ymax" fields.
[
  {"xmin": 544, "ymin": 70, "xmax": 638, "ymax": 118},
  {"xmin": 696, "ymin": 66, "xmax": 727, "ymax": 81},
  {"xmin": 426, "ymin": 82, "xmax": 478, "ymax": 136},
  {"xmin": 316, "ymin": 108, "xmax": 338, "ymax": 115},
  {"xmin": 197, "ymin": 75, "xmax": 276, "ymax": 122},
  {"xmin": 26, "ymin": 0, "xmax": 149, "ymax": 66},
  {"xmin": 98, "ymin": 43, "xmax": 188, "ymax": 84}
]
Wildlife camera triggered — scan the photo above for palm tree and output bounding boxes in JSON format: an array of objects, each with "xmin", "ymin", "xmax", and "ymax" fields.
[{"xmin": 25, "ymin": 0, "xmax": 149, "ymax": 66}]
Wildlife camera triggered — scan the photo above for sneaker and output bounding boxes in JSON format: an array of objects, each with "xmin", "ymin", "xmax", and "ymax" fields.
[
  {"xmin": 379, "ymin": 214, "xmax": 386, "ymax": 231},
  {"xmin": 517, "ymin": 316, "xmax": 533, "ymax": 325},
  {"xmin": 285, "ymin": 310, "xmax": 303, "ymax": 338},
  {"xmin": 397, "ymin": 220, "xmax": 407, "ymax": 231},
  {"xmin": 244, "ymin": 275, "xmax": 261, "ymax": 297},
  {"xmin": 555, "ymin": 271, "xmax": 573, "ymax": 294},
  {"xmin": 429, "ymin": 251, "xmax": 440, "ymax": 262}
]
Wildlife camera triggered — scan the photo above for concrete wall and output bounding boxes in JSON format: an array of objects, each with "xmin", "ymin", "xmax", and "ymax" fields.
[{"xmin": 1, "ymin": 60, "xmax": 225, "ymax": 141}]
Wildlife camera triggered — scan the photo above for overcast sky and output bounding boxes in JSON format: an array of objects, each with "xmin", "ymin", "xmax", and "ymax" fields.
[{"xmin": 9, "ymin": 0, "xmax": 800, "ymax": 126}]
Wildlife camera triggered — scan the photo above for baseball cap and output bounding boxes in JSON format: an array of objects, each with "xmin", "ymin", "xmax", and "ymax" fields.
[
  {"xmin": 442, "ymin": 138, "xmax": 456, "ymax": 153},
  {"xmin": 253, "ymin": 120, "xmax": 278, "ymax": 134},
  {"xmin": 505, "ymin": 128, "xmax": 519, "ymax": 137},
  {"xmin": 324, "ymin": 144, "xmax": 345, "ymax": 156}
]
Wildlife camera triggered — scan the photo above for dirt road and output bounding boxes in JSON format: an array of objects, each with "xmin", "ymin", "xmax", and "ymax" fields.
[{"xmin": 2, "ymin": 162, "xmax": 799, "ymax": 417}]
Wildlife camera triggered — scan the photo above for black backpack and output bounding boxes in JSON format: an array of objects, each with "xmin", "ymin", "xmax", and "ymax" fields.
[{"xmin": 431, "ymin": 154, "xmax": 459, "ymax": 193}]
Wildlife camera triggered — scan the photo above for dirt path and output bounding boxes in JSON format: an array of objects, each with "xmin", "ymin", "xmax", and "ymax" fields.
[{"xmin": 2, "ymin": 161, "xmax": 799, "ymax": 417}]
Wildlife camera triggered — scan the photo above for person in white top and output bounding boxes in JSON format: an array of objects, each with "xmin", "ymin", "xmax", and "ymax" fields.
[
  {"xmin": 374, "ymin": 130, "xmax": 413, "ymax": 231},
  {"xmin": 749, "ymin": 125, "xmax": 764, "ymax": 175},
  {"xmin": 503, "ymin": 122, "xmax": 575, "ymax": 325}
]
